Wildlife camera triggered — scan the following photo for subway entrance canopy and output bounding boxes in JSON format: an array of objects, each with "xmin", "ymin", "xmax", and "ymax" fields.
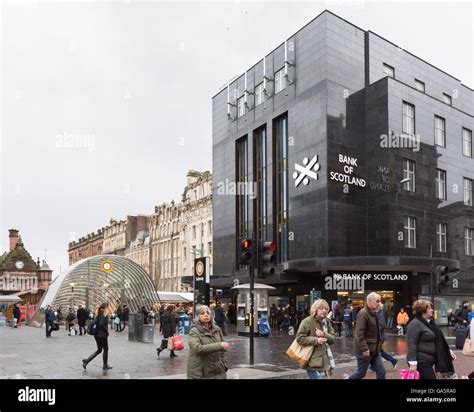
[{"xmin": 39, "ymin": 255, "xmax": 160, "ymax": 313}]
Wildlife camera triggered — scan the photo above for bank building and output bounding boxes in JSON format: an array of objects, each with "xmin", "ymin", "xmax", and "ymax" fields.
[{"xmin": 211, "ymin": 10, "xmax": 473, "ymax": 322}]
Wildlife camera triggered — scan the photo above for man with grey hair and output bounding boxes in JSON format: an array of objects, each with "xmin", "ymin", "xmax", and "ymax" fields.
[{"xmin": 348, "ymin": 292, "xmax": 385, "ymax": 379}]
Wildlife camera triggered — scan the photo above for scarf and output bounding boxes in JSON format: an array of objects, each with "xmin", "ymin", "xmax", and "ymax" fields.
[
  {"xmin": 417, "ymin": 316, "xmax": 454, "ymax": 377},
  {"xmin": 314, "ymin": 317, "xmax": 336, "ymax": 371}
]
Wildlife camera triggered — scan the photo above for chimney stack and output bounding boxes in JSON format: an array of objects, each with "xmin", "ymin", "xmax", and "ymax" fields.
[{"xmin": 9, "ymin": 229, "xmax": 19, "ymax": 251}]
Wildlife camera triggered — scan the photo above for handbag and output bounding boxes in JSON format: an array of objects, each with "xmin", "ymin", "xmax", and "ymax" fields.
[
  {"xmin": 167, "ymin": 337, "xmax": 174, "ymax": 350},
  {"xmin": 462, "ymin": 331, "xmax": 474, "ymax": 357},
  {"xmin": 286, "ymin": 339, "xmax": 314, "ymax": 367},
  {"xmin": 400, "ymin": 369, "xmax": 420, "ymax": 380},
  {"xmin": 171, "ymin": 335, "xmax": 184, "ymax": 351},
  {"xmin": 87, "ymin": 318, "xmax": 98, "ymax": 336}
]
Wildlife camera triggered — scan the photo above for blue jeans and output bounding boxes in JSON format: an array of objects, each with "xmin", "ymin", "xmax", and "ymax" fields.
[
  {"xmin": 344, "ymin": 321, "xmax": 353, "ymax": 337},
  {"xmin": 307, "ymin": 370, "xmax": 328, "ymax": 379},
  {"xmin": 349, "ymin": 353, "xmax": 386, "ymax": 379}
]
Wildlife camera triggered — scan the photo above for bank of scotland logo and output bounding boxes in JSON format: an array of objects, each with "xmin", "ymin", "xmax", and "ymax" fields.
[{"xmin": 293, "ymin": 155, "xmax": 320, "ymax": 187}]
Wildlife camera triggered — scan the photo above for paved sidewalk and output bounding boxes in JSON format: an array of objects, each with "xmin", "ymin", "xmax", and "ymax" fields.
[{"xmin": 1, "ymin": 324, "xmax": 472, "ymax": 380}]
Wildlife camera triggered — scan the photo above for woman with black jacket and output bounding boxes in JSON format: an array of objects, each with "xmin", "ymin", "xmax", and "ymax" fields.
[
  {"xmin": 82, "ymin": 303, "xmax": 112, "ymax": 370},
  {"xmin": 407, "ymin": 299, "xmax": 456, "ymax": 379},
  {"xmin": 156, "ymin": 305, "xmax": 177, "ymax": 358}
]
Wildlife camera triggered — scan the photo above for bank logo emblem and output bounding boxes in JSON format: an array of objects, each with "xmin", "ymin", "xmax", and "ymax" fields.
[{"xmin": 293, "ymin": 155, "xmax": 320, "ymax": 187}]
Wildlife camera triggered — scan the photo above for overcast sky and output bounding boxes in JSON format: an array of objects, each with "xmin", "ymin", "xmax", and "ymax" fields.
[{"xmin": 1, "ymin": 0, "xmax": 472, "ymax": 278}]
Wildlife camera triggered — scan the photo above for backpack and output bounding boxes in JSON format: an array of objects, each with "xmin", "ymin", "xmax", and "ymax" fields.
[
  {"xmin": 87, "ymin": 318, "xmax": 99, "ymax": 336},
  {"xmin": 343, "ymin": 309, "xmax": 352, "ymax": 322}
]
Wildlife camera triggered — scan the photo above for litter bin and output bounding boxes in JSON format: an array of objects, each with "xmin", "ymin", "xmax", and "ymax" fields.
[
  {"xmin": 128, "ymin": 313, "xmax": 145, "ymax": 342},
  {"xmin": 142, "ymin": 324, "xmax": 154, "ymax": 343},
  {"xmin": 179, "ymin": 315, "xmax": 191, "ymax": 335}
]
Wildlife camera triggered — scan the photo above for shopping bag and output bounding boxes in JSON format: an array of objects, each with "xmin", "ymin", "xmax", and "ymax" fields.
[
  {"xmin": 167, "ymin": 338, "xmax": 174, "ymax": 350},
  {"xmin": 400, "ymin": 369, "xmax": 420, "ymax": 380},
  {"xmin": 286, "ymin": 339, "xmax": 314, "ymax": 367},
  {"xmin": 462, "ymin": 338, "xmax": 474, "ymax": 357},
  {"xmin": 171, "ymin": 335, "xmax": 184, "ymax": 351}
]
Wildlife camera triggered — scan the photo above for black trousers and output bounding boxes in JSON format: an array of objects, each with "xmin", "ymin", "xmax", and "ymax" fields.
[
  {"xmin": 45, "ymin": 321, "xmax": 53, "ymax": 337},
  {"xmin": 86, "ymin": 336, "xmax": 109, "ymax": 365},
  {"xmin": 418, "ymin": 361, "xmax": 437, "ymax": 379},
  {"xmin": 78, "ymin": 322, "xmax": 86, "ymax": 335}
]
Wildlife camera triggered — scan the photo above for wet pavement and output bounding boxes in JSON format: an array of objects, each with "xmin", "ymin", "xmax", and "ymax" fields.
[{"xmin": 0, "ymin": 323, "xmax": 472, "ymax": 380}]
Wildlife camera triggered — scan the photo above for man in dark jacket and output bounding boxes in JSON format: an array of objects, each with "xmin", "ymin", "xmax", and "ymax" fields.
[
  {"xmin": 348, "ymin": 292, "xmax": 385, "ymax": 379},
  {"xmin": 374, "ymin": 303, "xmax": 398, "ymax": 370},
  {"xmin": 455, "ymin": 301, "xmax": 470, "ymax": 326},
  {"xmin": 120, "ymin": 305, "xmax": 129, "ymax": 332},
  {"xmin": 45, "ymin": 305, "xmax": 56, "ymax": 338},
  {"xmin": 12, "ymin": 304, "xmax": 21, "ymax": 328},
  {"xmin": 214, "ymin": 302, "xmax": 227, "ymax": 336},
  {"xmin": 77, "ymin": 305, "xmax": 88, "ymax": 336}
]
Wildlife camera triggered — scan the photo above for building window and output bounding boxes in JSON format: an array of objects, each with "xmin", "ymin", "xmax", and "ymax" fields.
[
  {"xmin": 415, "ymin": 79, "xmax": 425, "ymax": 92},
  {"xmin": 402, "ymin": 158, "xmax": 416, "ymax": 192},
  {"xmin": 274, "ymin": 68, "xmax": 286, "ymax": 94},
  {"xmin": 383, "ymin": 63, "xmax": 394, "ymax": 78},
  {"xmin": 466, "ymin": 228, "xmax": 474, "ymax": 255},
  {"xmin": 434, "ymin": 116, "xmax": 446, "ymax": 147},
  {"xmin": 192, "ymin": 225, "xmax": 196, "ymax": 239},
  {"xmin": 236, "ymin": 136, "xmax": 249, "ymax": 251},
  {"xmin": 464, "ymin": 178, "xmax": 473, "ymax": 206},
  {"xmin": 208, "ymin": 242, "xmax": 212, "ymax": 255},
  {"xmin": 254, "ymin": 126, "xmax": 267, "ymax": 242},
  {"xmin": 404, "ymin": 216, "xmax": 416, "ymax": 248},
  {"xmin": 208, "ymin": 220, "xmax": 212, "ymax": 235},
  {"xmin": 201, "ymin": 223, "xmax": 204, "ymax": 238},
  {"xmin": 255, "ymin": 82, "xmax": 264, "ymax": 106},
  {"xmin": 443, "ymin": 93, "xmax": 452, "ymax": 105},
  {"xmin": 436, "ymin": 169, "xmax": 447, "ymax": 200},
  {"xmin": 274, "ymin": 114, "xmax": 289, "ymax": 263},
  {"xmin": 237, "ymin": 95, "xmax": 245, "ymax": 117},
  {"xmin": 463, "ymin": 128, "xmax": 472, "ymax": 158},
  {"xmin": 402, "ymin": 102, "xmax": 415, "ymax": 135},
  {"xmin": 436, "ymin": 223, "xmax": 447, "ymax": 253}
]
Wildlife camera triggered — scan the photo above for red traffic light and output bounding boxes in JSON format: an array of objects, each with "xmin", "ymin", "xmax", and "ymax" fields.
[
  {"xmin": 261, "ymin": 241, "xmax": 275, "ymax": 252},
  {"xmin": 241, "ymin": 238, "xmax": 252, "ymax": 250}
]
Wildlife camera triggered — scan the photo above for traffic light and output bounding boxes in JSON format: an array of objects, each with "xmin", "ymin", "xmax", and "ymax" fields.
[
  {"xmin": 435, "ymin": 266, "xmax": 450, "ymax": 288},
  {"xmin": 260, "ymin": 241, "xmax": 276, "ymax": 278},
  {"xmin": 239, "ymin": 238, "xmax": 253, "ymax": 265}
]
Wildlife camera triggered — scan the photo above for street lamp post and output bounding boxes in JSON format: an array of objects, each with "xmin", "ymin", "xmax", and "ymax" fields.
[{"xmin": 69, "ymin": 282, "xmax": 76, "ymax": 306}]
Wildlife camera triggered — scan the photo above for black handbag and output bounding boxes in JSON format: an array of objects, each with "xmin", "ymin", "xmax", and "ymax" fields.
[
  {"xmin": 52, "ymin": 322, "xmax": 59, "ymax": 331},
  {"xmin": 87, "ymin": 318, "xmax": 98, "ymax": 335}
]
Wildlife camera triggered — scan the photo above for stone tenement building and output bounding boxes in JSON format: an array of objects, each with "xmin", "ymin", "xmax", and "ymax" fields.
[
  {"xmin": 68, "ymin": 170, "xmax": 213, "ymax": 292},
  {"xmin": 68, "ymin": 229, "xmax": 104, "ymax": 265}
]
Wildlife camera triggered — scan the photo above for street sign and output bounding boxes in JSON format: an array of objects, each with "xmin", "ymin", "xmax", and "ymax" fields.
[{"xmin": 194, "ymin": 258, "xmax": 209, "ymax": 306}]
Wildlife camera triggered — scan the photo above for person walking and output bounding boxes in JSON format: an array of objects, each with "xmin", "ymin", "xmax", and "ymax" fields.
[
  {"xmin": 156, "ymin": 305, "xmax": 177, "ymax": 358},
  {"xmin": 66, "ymin": 308, "xmax": 76, "ymax": 336},
  {"xmin": 120, "ymin": 304, "xmax": 129, "ymax": 332},
  {"xmin": 407, "ymin": 299, "xmax": 456, "ymax": 379},
  {"xmin": 77, "ymin": 305, "xmax": 88, "ymax": 336},
  {"xmin": 397, "ymin": 308, "xmax": 409, "ymax": 335},
  {"xmin": 348, "ymin": 292, "xmax": 385, "ymax": 380},
  {"xmin": 295, "ymin": 299, "xmax": 336, "ymax": 379},
  {"xmin": 45, "ymin": 305, "xmax": 56, "ymax": 338},
  {"xmin": 343, "ymin": 303, "xmax": 356, "ymax": 338},
  {"xmin": 82, "ymin": 303, "xmax": 112, "ymax": 370},
  {"xmin": 333, "ymin": 304, "xmax": 343, "ymax": 338},
  {"xmin": 386, "ymin": 306, "xmax": 395, "ymax": 329},
  {"xmin": 187, "ymin": 305, "xmax": 229, "ymax": 379},
  {"xmin": 12, "ymin": 304, "xmax": 21, "ymax": 328},
  {"xmin": 214, "ymin": 302, "xmax": 227, "ymax": 336},
  {"xmin": 375, "ymin": 302, "xmax": 398, "ymax": 370}
]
